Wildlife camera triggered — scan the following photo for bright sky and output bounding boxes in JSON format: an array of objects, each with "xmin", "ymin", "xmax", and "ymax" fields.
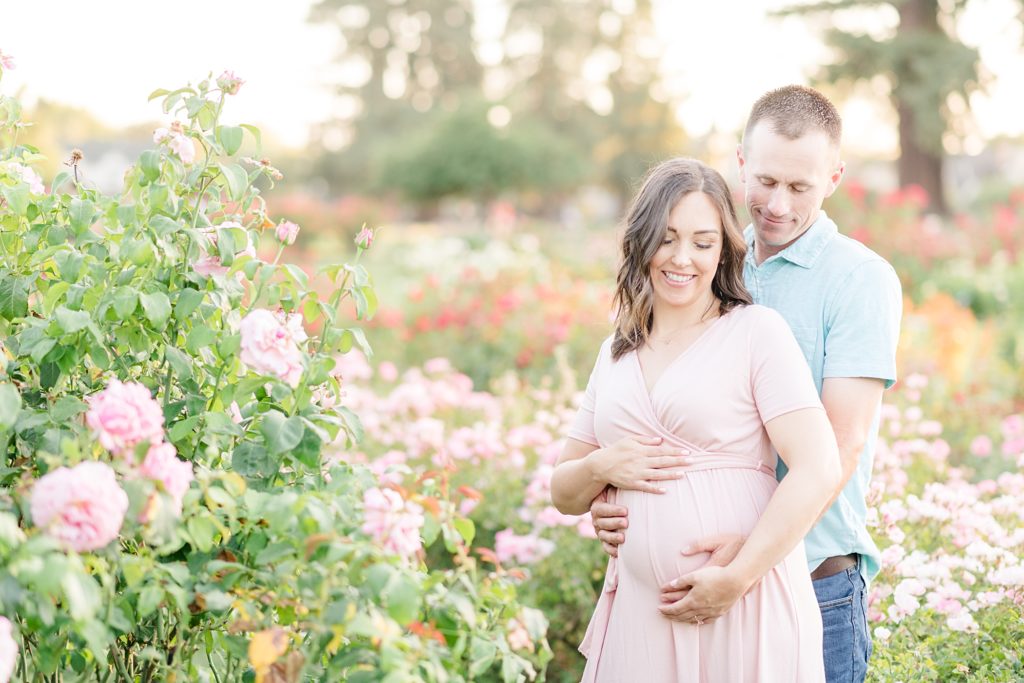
[{"xmin": 2, "ymin": 0, "xmax": 1023, "ymax": 155}]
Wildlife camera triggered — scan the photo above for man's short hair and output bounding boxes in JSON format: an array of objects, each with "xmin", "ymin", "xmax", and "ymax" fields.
[{"xmin": 743, "ymin": 85, "xmax": 842, "ymax": 147}]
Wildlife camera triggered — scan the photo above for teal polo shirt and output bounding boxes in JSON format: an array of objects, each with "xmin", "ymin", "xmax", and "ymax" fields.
[{"xmin": 743, "ymin": 211, "xmax": 902, "ymax": 582}]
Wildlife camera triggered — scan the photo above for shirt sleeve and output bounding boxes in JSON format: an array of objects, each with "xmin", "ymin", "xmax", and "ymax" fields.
[
  {"xmin": 823, "ymin": 259, "xmax": 903, "ymax": 389},
  {"xmin": 566, "ymin": 339, "xmax": 611, "ymax": 447},
  {"xmin": 749, "ymin": 307, "xmax": 824, "ymax": 423}
]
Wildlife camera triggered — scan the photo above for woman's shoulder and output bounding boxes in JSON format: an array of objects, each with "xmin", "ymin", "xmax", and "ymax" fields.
[{"xmin": 723, "ymin": 303, "xmax": 786, "ymax": 327}]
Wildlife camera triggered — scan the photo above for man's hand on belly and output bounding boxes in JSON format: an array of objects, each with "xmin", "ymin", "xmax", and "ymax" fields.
[
  {"xmin": 591, "ymin": 497, "xmax": 629, "ymax": 558},
  {"xmin": 657, "ymin": 534, "xmax": 747, "ymax": 619},
  {"xmin": 657, "ymin": 565, "xmax": 752, "ymax": 625}
]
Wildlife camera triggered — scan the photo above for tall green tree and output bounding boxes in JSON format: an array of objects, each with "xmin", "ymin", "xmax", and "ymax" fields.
[
  {"xmin": 782, "ymin": 0, "xmax": 1015, "ymax": 214},
  {"xmin": 307, "ymin": 0, "xmax": 483, "ymax": 189},
  {"xmin": 503, "ymin": 0, "xmax": 685, "ymax": 201}
]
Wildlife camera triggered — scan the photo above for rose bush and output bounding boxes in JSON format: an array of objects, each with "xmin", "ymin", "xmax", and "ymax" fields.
[
  {"xmin": 328, "ymin": 347, "xmax": 1023, "ymax": 681},
  {"xmin": 0, "ymin": 63, "xmax": 549, "ymax": 682}
]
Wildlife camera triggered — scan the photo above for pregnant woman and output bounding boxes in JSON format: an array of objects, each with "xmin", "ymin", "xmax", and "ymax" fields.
[{"xmin": 551, "ymin": 158, "xmax": 841, "ymax": 682}]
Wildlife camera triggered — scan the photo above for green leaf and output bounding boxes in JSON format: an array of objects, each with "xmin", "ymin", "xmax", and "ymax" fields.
[
  {"xmin": 149, "ymin": 215, "xmax": 181, "ymax": 237},
  {"xmin": 218, "ymin": 125, "xmax": 244, "ymax": 156},
  {"xmin": 55, "ymin": 306, "xmax": 92, "ymax": 334},
  {"xmin": 51, "ymin": 396, "xmax": 87, "ymax": 423},
  {"xmin": 111, "ymin": 288, "xmax": 138, "ymax": 320},
  {"xmin": 186, "ymin": 516, "xmax": 217, "ymax": 553},
  {"xmin": 140, "ymin": 291, "xmax": 172, "ymax": 329},
  {"xmin": 174, "ymin": 289, "xmax": 204, "ymax": 320},
  {"xmin": 68, "ymin": 198, "xmax": 96, "ymax": 232},
  {"xmin": 454, "ymin": 517, "xmax": 475, "ymax": 546},
  {"xmin": 283, "ymin": 264, "xmax": 309, "ymax": 290},
  {"xmin": 62, "ymin": 571, "xmax": 102, "ymax": 621},
  {"xmin": 148, "ymin": 88, "xmax": 171, "ymax": 101},
  {"xmin": 468, "ymin": 637, "xmax": 498, "ymax": 677},
  {"xmin": 168, "ymin": 415, "xmax": 201, "ymax": 443},
  {"xmin": 29, "ymin": 337, "xmax": 57, "ymax": 364},
  {"xmin": 1, "ymin": 185, "xmax": 29, "ymax": 215},
  {"xmin": 164, "ymin": 347, "xmax": 193, "ymax": 380},
  {"xmin": 136, "ymin": 584, "xmax": 163, "ymax": 619},
  {"xmin": 240, "ymin": 124, "xmax": 262, "ymax": 153},
  {"xmin": 0, "ymin": 277, "xmax": 28, "ymax": 321},
  {"xmin": 231, "ymin": 442, "xmax": 275, "ymax": 479},
  {"xmin": 382, "ymin": 574, "xmax": 420, "ymax": 625},
  {"xmin": 140, "ymin": 150, "xmax": 161, "ymax": 182},
  {"xmin": 260, "ymin": 411, "xmax": 304, "ymax": 455},
  {"xmin": 185, "ymin": 325, "xmax": 217, "ymax": 355},
  {"xmin": 0, "ymin": 384, "xmax": 22, "ymax": 430},
  {"xmin": 218, "ymin": 163, "xmax": 247, "ymax": 202},
  {"xmin": 204, "ymin": 411, "xmax": 242, "ymax": 437}
]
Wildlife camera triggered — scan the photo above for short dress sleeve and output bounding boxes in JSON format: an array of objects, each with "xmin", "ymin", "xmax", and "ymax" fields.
[
  {"xmin": 566, "ymin": 337, "xmax": 613, "ymax": 447},
  {"xmin": 748, "ymin": 307, "xmax": 824, "ymax": 424}
]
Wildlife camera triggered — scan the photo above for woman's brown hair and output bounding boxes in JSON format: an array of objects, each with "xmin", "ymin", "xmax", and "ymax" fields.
[{"xmin": 611, "ymin": 157, "xmax": 752, "ymax": 360}]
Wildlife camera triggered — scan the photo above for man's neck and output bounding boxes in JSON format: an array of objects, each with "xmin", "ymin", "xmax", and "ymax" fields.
[{"xmin": 752, "ymin": 211, "xmax": 822, "ymax": 265}]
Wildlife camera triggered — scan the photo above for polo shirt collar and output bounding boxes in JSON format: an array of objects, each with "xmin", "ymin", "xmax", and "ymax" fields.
[{"xmin": 743, "ymin": 211, "xmax": 838, "ymax": 269}]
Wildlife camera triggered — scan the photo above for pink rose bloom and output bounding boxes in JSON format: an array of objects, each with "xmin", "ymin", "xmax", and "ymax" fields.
[
  {"xmin": 275, "ymin": 220, "xmax": 300, "ymax": 245},
  {"xmin": 423, "ymin": 358, "xmax": 452, "ymax": 375},
  {"xmin": 361, "ymin": 487, "xmax": 424, "ymax": 558},
  {"xmin": 970, "ymin": 435, "xmax": 992, "ymax": 458},
  {"xmin": 0, "ymin": 49, "xmax": 15, "ymax": 70},
  {"xmin": 494, "ymin": 529, "xmax": 554, "ymax": 565},
  {"xmin": 229, "ymin": 401, "xmax": 244, "ymax": 424},
  {"xmin": 86, "ymin": 379, "xmax": 165, "ymax": 457},
  {"xmin": 216, "ymin": 70, "xmax": 245, "ymax": 96},
  {"xmin": 139, "ymin": 442, "xmax": 194, "ymax": 515},
  {"xmin": 170, "ymin": 133, "xmax": 195, "ymax": 165},
  {"xmin": 946, "ymin": 612, "xmax": 977, "ymax": 632},
  {"xmin": 30, "ymin": 461, "xmax": 129, "ymax": 552},
  {"xmin": 354, "ymin": 226, "xmax": 375, "ymax": 250},
  {"xmin": 154, "ymin": 124, "xmax": 195, "ymax": 164},
  {"xmin": 240, "ymin": 309, "xmax": 306, "ymax": 387},
  {"xmin": 0, "ymin": 616, "xmax": 14, "ymax": 683},
  {"xmin": 10, "ymin": 163, "xmax": 45, "ymax": 194},
  {"xmin": 577, "ymin": 516, "xmax": 598, "ymax": 539},
  {"xmin": 377, "ymin": 361, "xmax": 398, "ymax": 383},
  {"xmin": 506, "ymin": 618, "xmax": 533, "ymax": 652},
  {"xmin": 1001, "ymin": 414, "xmax": 1023, "ymax": 439}
]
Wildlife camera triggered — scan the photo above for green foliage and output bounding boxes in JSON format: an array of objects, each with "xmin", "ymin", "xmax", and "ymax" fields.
[
  {"xmin": 0, "ymin": 71, "xmax": 550, "ymax": 682},
  {"xmin": 380, "ymin": 104, "xmax": 587, "ymax": 203}
]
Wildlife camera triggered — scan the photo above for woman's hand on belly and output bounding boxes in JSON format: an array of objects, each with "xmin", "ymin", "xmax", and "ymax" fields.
[{"xmin": 586, "ymin": 436, "xmax": 691, "ymax": 494}]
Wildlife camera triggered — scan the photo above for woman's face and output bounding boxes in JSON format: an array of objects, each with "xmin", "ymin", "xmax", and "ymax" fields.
[{"xmin": 648, "ymin": 191, "xmax": 723, "ymax": 315}]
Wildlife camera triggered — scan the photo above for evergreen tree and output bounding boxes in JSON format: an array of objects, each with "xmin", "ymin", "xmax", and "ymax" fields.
[{"xmin": 781, "ymin": 0, "xmax": 1014, "ymax": 213}]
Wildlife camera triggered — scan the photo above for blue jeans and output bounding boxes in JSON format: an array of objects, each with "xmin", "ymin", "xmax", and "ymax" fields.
[{"xmin": 812, "ymin": 556, "xmax": 872, "ymax": 683}]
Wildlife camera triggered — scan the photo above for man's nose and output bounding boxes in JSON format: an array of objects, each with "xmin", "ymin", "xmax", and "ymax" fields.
[{"xmin": 766, "ymin": 189, "xmax": 790, "ymax": 216}]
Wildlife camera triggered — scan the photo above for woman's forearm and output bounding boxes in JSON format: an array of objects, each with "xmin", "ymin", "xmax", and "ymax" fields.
[
  {"xmin": 727, "ymin": 462, "xmax": 839, "ymax": 589},
  {"xmin": 550, "ymin": 454, "xmax": 606, "ymax": 515}
]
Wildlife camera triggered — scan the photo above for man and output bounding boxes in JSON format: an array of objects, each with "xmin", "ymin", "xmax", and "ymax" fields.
[{"xmin": 590, "ymin": 85, "xmax": 902, "ymax": 682}]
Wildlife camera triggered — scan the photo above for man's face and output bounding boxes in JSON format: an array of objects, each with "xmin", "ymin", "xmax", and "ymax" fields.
[{"xmin": 737, "ymin": 121, "xmax": 844, "ymax": 259}]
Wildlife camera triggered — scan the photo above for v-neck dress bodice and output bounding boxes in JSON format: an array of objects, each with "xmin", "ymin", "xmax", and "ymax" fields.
[{"xmin": 567, "ymin": 304, "xmax": 827, "ymax": 682}]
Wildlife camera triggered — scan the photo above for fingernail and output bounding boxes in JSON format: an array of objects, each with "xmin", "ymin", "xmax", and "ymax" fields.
[
  {"xmin": 657, "ymin": 488, "xmax": 666, "ymax": 494},
  {"xmin": 681, "ymin": 545, "xmax": 692, "ymax": 553}
]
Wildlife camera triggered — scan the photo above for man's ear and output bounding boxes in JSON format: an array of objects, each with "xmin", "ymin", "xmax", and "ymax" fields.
[
  {"xmin": 736, "ymin": 144, "xmax": 746, "ymax": 183},
  {"xmin": 825, "ymin": 160, "xmax": 846, "ymax": 198}
]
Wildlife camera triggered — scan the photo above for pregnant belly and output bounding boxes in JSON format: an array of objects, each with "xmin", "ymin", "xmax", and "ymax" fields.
[{"xmin": 616, "ymin": 468, "xmax": 777, "ymax": 590}]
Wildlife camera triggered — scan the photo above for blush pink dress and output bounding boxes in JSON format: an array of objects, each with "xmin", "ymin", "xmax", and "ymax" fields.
[{"xmin": 568, "ymin": 305, "xmax": 826, "ymax": 682}]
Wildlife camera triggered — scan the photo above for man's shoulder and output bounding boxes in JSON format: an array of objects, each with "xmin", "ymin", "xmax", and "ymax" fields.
[
  {"xmin": 816, "ymin": 230, "xmax": 900, "ymax": 292},
  {"xmin": 821, "ymin": 229, "xmax": 893, "ymax": 271}
]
